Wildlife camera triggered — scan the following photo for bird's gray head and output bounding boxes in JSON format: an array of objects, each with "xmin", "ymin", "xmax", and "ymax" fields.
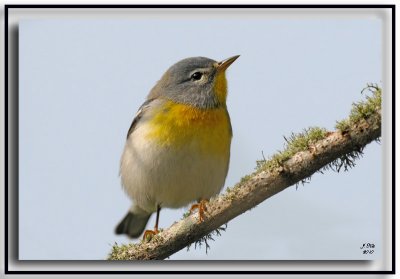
[{"xmin": 148, "ymin": 55, "xmax": 239, "ymax": 109}]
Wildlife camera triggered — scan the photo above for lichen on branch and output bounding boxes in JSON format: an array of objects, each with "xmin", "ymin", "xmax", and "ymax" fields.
[{"xmin": 108, "ymin": 84, "xmax": 382, "ymax": 260}]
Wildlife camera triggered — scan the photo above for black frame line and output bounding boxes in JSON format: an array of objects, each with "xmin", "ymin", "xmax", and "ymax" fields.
[{"xmin": 4, "ymin": 4, "xmax": 396, "ymax": 275}]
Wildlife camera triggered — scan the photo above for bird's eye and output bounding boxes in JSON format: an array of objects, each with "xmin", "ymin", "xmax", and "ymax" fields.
[{"xmin": 191, "ymin": 72, "xmax": 203, "ymax": 81}]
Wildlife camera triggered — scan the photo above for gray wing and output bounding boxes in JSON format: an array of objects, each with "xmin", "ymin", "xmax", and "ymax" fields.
[{"xmin": 126, "ymin": 99, "xmax": 154, "ymax": 139}]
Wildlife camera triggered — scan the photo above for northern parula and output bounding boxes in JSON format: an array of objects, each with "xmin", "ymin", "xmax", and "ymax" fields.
[{"xmin": 115, "ymin": 55, "xmax": 239, "ymax": 239}]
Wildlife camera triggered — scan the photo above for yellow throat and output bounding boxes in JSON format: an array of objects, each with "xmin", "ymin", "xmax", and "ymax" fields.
[
  {"xmin": 213, "ymin": 71, "xmax": 228, "ymax": 105},
  {"xmin": 146, "ymin": 71, "xmax": 232, "ymax": 156}
]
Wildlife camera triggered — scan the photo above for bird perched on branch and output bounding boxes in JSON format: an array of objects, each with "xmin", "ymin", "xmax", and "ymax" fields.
[{"xmin": 115, "ymin": 55, "xmax": 239, "ymax": 239}]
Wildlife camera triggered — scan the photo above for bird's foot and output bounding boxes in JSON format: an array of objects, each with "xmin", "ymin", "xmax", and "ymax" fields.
[
  {"xmin": 189, "ymin": 199, "xmax": 209, "ymax": 223},
  {"xmin": 143, "ymin": 228, "xmax": 159, "ymax": 241}
]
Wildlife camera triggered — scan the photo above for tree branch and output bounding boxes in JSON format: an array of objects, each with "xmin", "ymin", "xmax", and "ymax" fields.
[{"xmin": 108, "ymin": 85, "xmax": 382, "ymax": 260}]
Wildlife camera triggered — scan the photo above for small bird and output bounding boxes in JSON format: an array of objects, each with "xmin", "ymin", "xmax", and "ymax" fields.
[{"xmin": 115, "ymin": 55, "xmax": 239, "ymax": 239}]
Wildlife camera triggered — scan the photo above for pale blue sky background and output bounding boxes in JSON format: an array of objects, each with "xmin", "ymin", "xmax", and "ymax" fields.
[{"xmin": 19, "ymin": 15, "xmax": 382, "ymax": 260}]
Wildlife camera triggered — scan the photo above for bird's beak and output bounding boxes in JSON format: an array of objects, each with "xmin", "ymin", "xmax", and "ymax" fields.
[{"xmin": 216, "ymin": 55, "xmax": 240, "ymax": 72}]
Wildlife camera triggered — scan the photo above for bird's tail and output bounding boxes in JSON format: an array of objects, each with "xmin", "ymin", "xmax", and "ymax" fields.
[{"xmin": 115, "ymin": 206, "xmax": 151, "ymax": 238}]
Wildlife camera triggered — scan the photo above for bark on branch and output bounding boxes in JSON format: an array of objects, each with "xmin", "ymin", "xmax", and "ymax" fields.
[{"xmin": 108, "ymin": 86, "xmax": 381, "ymax": 260}]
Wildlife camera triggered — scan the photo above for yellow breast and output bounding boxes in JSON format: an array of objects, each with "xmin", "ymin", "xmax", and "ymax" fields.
[{"xmin": 146, "ymin": 101, "xmax": 232, "ymax": 156}]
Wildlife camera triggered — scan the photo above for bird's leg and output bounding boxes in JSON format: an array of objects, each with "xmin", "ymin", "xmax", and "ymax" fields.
[
  {"xmin": 189, "ymin": 199, "xmax": 209, "ymax": 223},
  {"xmin": 143, "ymin": 205, "xmax": 161, "ymax": 241}
]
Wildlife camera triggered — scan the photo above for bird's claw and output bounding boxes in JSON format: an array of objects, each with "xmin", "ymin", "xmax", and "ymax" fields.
[
  {"xmin": 189, "ymin": 199, "xmax": 208, "ymax": 223},
  {"xmin": 143, "ymin": 228, "xmax": 159, "ymax": 241}
]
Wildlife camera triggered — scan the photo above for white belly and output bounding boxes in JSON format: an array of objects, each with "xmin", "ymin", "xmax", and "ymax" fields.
[{"xmin": 120, "ymin": 123, "xmax": 230, "ymax": 213}]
